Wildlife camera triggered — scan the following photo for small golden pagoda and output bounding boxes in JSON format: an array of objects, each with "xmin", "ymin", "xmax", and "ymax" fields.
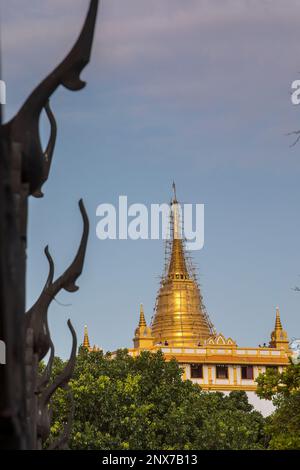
[
  {"xmin": 82, "ymin": 325, "xmax": 102, "ymax": 352},
  {"xmin": 269, "ymin": 307, "xmax": 289, "ymax": 351},
  {"xmin": 83, "ymin": 325, "xmax": 91, "ymax": 349},
  {"xmin": 133, "ymin": 304, "xmax": 153, "ymax": 350}
]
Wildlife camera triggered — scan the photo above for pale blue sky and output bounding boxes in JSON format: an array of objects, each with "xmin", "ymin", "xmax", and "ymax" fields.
[{"xmin": 1, "ymin": 0, "xmax": 300, "ymax": 357}]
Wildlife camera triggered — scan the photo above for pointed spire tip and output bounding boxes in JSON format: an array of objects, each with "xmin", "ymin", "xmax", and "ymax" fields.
[
  {"xmin": 138, "ymin": 304, "xmax": 147, "ymax": 327},
  {"xmin": 275, "ymin": 307, "xmax": 282, "ymax": 330},
  {"xmin": 83, "ymin": 324, "xmax": 90, "ymax": 349}
]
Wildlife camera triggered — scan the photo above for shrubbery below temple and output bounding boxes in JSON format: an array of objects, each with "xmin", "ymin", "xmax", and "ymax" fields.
[{"xmin": 45, "ymin": 349, "xmax": 300, "ymax": 450}]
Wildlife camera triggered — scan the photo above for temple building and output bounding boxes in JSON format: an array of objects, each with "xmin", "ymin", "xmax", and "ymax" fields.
[{"xmin": 83, "ymin": 186, "xmax": 291, "ymax": 413}]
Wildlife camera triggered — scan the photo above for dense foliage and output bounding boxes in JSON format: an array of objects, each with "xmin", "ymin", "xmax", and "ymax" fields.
[
  {"xmin": 47, "ymin": 351, "xmax": 300, "ymax": 450},
  {"xmin": 256, "ymin": 362, "xmax": 300, "ymax": 449},
  {"xmin": 47, "ymin": 349, "xmax": 266, "ymax": 450}
]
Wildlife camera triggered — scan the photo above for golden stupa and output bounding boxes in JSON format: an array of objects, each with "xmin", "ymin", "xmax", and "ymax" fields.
[{"xmin": 151, "ymin": 187, "xmax": 214, "ymax": 347}]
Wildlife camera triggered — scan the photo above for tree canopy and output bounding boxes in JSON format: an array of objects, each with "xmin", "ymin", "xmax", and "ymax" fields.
[
  {"xmin": 256, "ymin": 362, "xmax": 300, "ymax": 449},
  {"xmin": 47, "ymin": 349, "xmax": 266, "ymax": 450}
]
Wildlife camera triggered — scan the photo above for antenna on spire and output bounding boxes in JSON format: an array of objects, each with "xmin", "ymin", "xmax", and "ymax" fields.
[{"xmin": 172, "ymin": 181, "xmax": 177, "ymax": 202}]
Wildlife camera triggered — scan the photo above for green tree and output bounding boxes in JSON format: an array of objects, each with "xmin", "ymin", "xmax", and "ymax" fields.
[
  {"xmin": 48, "ymin": 349, "xmax": 266, "ymax": 450},
  {"xmin": 256, "ymin": 362, "xmax": 300, "ymax": 449}
]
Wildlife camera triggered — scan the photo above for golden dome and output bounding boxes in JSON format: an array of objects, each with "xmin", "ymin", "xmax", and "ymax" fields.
[{"xmin": 151, "ymin": 186, "xmax": 214, "ymax": 347}]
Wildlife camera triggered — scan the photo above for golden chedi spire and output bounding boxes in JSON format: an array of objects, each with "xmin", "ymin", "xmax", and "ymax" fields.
[
  {"xmin": 167, "ymin": 182, "xmax": 189, "ymax": 279},
  {"xmin": 83, "ymin": 324, "xmax": 91, "ymax": 350},
  {"xmin": 138, "ymin": 304, "xmax": 147, "ymax": 327},
  {"xmin": 269, "ymin": 307, "xmax": 289, "ymax": 351},
  {"xmin": 275, "ymin": 307, "xmax": 283, "ymax": 330},
  {"xmin": 151, "ymin": 184, "xmax": 214, "ymax": 348},
  {"xmin": 133, "ymin": 304, "xmax": 153, "ymax": 350}
]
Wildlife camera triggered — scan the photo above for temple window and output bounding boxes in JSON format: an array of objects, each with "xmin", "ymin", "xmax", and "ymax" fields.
[
  {"xmin": 241, "ymin": 365, "xmax": 254, "ymax": 380},
  {"xmin": 216, "ymin": 365, "xmax": 228, "ymax": 379},
  {"xmin": 190, "ymin": 364, "xmax": 203, "ymax": 378}
]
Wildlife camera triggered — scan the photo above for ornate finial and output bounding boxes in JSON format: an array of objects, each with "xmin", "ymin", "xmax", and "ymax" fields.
[
  {"xmin": 275, "ymin": 307, "xmax": 283, "ymax": 330},
  {"xmin": 2, "ymin": 0, "xmax": 99, "ymax": 195},
  {"xmin": 139, "ymin": 304, "xmax": 147, "ymax": 327},
  {"xmin": 25, "ymin": 199, "xmax": 89, "ymax": 361},
  {"xmin": 83, "ymin": 325, "xmax": 90, "ymax": 349}
]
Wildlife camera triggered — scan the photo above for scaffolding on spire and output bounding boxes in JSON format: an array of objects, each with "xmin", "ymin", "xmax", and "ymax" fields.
[{"xmin": 151, "ymin": 185, "xmax": 215, "ymax": 347}]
